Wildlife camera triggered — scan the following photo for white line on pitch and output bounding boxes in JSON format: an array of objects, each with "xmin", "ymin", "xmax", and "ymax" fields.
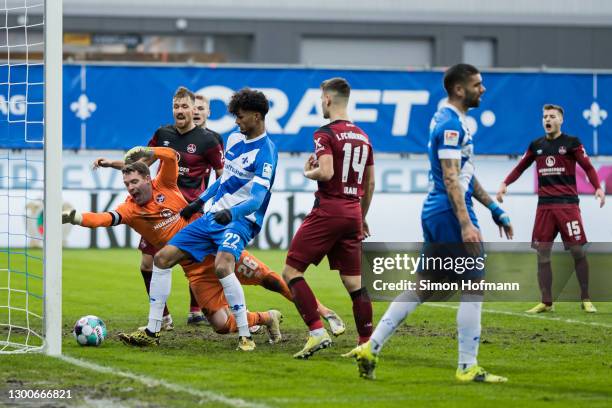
[
  {"xmin": 424, "ymin": 303, "xmax": 612, "ymax": 329},
  {"xmin": 56, "ymin": 355, "xmax": 272, "ymax": 408}
]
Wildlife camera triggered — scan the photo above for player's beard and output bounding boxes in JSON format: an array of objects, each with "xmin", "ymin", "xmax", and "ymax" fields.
[{"xmin": 465, "ymin": 90, "xmax": 481, "ymax": 108}]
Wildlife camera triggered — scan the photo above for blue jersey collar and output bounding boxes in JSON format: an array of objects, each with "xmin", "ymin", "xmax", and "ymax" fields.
[
  {"xmin": 443, "ymin": 102, "xmax": 466, "ymax": 120},
  {"xmin": 244, "ymin": 131, "xmax": 267, "ymax": 143}
]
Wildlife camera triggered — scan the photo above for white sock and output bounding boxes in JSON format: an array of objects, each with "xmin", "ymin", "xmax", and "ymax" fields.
[
  {"xmin": 147, "ymin": 264, "xmax": 172, "ymax": 333},
  {"xmin": 219, "ymin": 273, "xmax": 250, "ymax": 337},
  {"xmin": 370, "ymin": 290, "xmax": 420, "ymax": 355},
  {"xmin": 457, "ymin": 294, "xmax": 483, "ymax": 370},
  {"xmin": 310, "ymin": 328, "xmax": 326, "ymax": 337}
]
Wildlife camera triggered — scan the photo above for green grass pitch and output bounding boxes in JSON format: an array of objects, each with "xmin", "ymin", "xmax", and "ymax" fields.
[{"xmin": 1, "ymin": 248, "xmax": 611, "ymax": 407}]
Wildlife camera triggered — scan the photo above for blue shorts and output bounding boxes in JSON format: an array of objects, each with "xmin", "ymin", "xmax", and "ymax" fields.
[
  {"xmin": 168, "ymin": 212, "xmax": 254, "ymax": 262},
  {"xmin": 420, "ymin": 209, "xmax": 485, "ymax": 280}
]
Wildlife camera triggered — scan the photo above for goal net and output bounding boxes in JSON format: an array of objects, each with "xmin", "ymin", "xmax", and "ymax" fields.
[{"xmin": 0, "ymin": 0, "xmax": 61, "ymax": 354}]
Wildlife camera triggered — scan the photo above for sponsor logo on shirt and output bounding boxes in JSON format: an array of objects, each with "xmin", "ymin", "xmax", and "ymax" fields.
[
  {"xmin": 540, "ymin": 155, "xmax": 565, "ymax": 175},
  {"xmin": 187, "ymin": 143, "xmax": 196, "ymax": 154},
  {"xmin": 225, "ymin": 161, "xmax": 252, "ymax": 178},
  {"xmin": 153, "ymin": 213, "xmax": 180, "ymax": 230},
  {"xmin": 160, "ymin": 208, "xmax": 173, "ymax": 218},
  {"xmin": 263, "ymin": 163, "xmax": 273, "ymax": 179},
  {"xmin": 163, "ymin": 140, "xmax": 170, "ymax": 146},
  {"xmin": 443, "ymin": 130, "xmax": 459, "ymax": 146},
  {"xmin": 536, "ymin": 149, "xmax": 543, "ymax": 155},
  {"xmin": 156, "ymin": 194, "xmax": 165, "ymax": 203},
  {"xmin": 559, "ymin": 146, "xmax": 567, "ymax": 155},
  {"xmin": 314, "ymin": 137, "xmax": 324, "ymax": 153}
]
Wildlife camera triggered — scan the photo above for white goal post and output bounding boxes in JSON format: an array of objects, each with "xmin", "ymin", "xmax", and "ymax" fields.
[
  {"xmin": 0, "ymin": 0, "xmax": 62, "ymax": 354},
  {"xmin": 43, "ymin": 0, "xmax": 62, "ymax": 356}
]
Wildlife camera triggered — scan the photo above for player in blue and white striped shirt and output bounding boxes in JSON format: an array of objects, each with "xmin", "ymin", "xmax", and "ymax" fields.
[
  {"xmin": 123, "ymin": 89, "xmax": 278, "ymax": 351},
  {"xmin": 345, "ymin": 64, "xmax": 513, "ymax": 382}
]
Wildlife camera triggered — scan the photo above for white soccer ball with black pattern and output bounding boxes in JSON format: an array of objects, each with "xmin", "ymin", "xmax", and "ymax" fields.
[{"xmin": 72, "ymin": 315, "xmax": 107, "ymax": 346}]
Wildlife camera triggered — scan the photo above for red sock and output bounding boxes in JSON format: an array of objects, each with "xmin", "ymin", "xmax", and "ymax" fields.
[
  {"xmin": 537, "ymin": 262, "xmax": 553, "ymax": 305},
  {"xmin": 574, "ymin": 256, "xmax": 590, "ymax": 300},
  {"xmin": 350, "ymin": 288, "xmax": 373, "ymax": 344},
  {"xmin": 141, "ymin": 269, "xmax": 169, "ymax": 316},
  {"xmin": 288, "ymin": 277, "xmax": 323, "ymax": 330}
]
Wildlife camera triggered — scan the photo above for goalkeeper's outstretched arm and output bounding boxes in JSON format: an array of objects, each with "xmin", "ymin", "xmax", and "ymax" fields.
[{"xmin": 62, "ymin": 208, "xmax": 122, "ymax": 228}]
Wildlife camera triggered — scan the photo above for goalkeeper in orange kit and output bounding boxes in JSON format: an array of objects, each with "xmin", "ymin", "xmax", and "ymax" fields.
[{"xmin": 64, "ymin": 146, "xmax": 345, "ymax": 345}]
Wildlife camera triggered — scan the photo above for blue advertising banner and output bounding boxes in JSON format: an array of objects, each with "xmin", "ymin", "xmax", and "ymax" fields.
[{"xmin": 0, "ymin": 64, "xmax": 610, "ymax": 154}]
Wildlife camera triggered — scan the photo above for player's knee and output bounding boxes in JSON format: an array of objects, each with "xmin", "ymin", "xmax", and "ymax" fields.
[
  {"xmin": 537, "ymin": 250, "xmax": 552, "ymax": 264},
  {"xmin": 569, "ymin": 245, "xmax": 586, "ymax": 260},
  {"xmin": 282, "ymin": 266, "xmax": 301, "ymax": 283},
  {"xmin": 214, "ymin": 253, "xmax": 234, "ymax": 278},
  {"xmin": 214, "ymin": 261, "xmax": 233, "ymax": 279},
  {"xmin": 153, "ymin": 252, "xmax": 170, "ymax": 269},
  {"xmin": 340, "ymin": 274, "xmax": 361, "ymax": 293},
  {"xmin": 154, "ymin": 246, "xmax": 178, "ymax": 269},
  {"xmin": 209, "ymin": 310, "xmax": 230, "ymax": 333}
]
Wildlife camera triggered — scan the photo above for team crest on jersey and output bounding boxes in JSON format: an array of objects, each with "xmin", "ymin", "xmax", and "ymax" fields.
[
  {"xmin": 187, "ymin": 143, "xmax": 196, "ymax": 154},
  {"xmin": 559, "ymin": 146, "xmax": 567, "ymax": 155},
  {"xmin": 163, "ymin": 140, "xmax": 170, "ymax": 146},
  {"xmin": 156, "ymin": 194, "xmax": 166, "ymax": 203},
  {"xmin": 545, "ymin": 156, "xmax": 556, "ymax": 167},
  {"xmin": 263, "ymin": 163, "xmax": 273, "ymax": 179},
  {"xmin": 443, "ymin": 130, "xmax": 459, "ymax": 146}
]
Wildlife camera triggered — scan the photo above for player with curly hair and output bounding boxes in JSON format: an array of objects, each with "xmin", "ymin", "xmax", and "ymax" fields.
[{"xmin": 139, "ymin": 88, "xmax": 277, "ymax": 351}]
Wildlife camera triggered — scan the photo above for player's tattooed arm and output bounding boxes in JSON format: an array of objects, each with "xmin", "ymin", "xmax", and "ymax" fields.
[
  {"xmin": 441, "ymin": 158, "xmax": 481, "ymax": 245},
  {"xmin": 472, "ymin": 177, "xmax": 493, "ymax": 207},
  {"xmin": 440, "ymin": 159, "xmax": 470, "ymax": 226},
  {"xmin": 92, "ymin": 158, "xmax": 124, "ymax": 170}
]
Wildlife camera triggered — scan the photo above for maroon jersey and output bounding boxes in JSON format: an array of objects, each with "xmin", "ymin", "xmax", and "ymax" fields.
[
  {"xmin": 148, "ymin": 125, "xmax": 224, "ymax": 202},
  {"xmin": 504, "ymin": 134, "xmax": 601, "ymax": 205},
  {"xmin": 313, "ymin": 120, "xmax": 374, "ymax": 214}
]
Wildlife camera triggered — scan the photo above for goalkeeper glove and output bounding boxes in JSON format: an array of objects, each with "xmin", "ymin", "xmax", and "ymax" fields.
[
  {"xmin": 124, "ymin": 146, "xmax": 153, "ymax": 164},
  {"xmin": 488, "ymin": 202, "xmax": 511, "ymax": 227},
  {"xmin": 179, "ymin": 199, "xmax": 204, "ymax": 220},
  {"xmin": 213, "ymin": 209, "xmax": 232, "ymax": 225},
  {"xmin": 62, "ymin": 209, "xmax": 82, "ymax": 225}
]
